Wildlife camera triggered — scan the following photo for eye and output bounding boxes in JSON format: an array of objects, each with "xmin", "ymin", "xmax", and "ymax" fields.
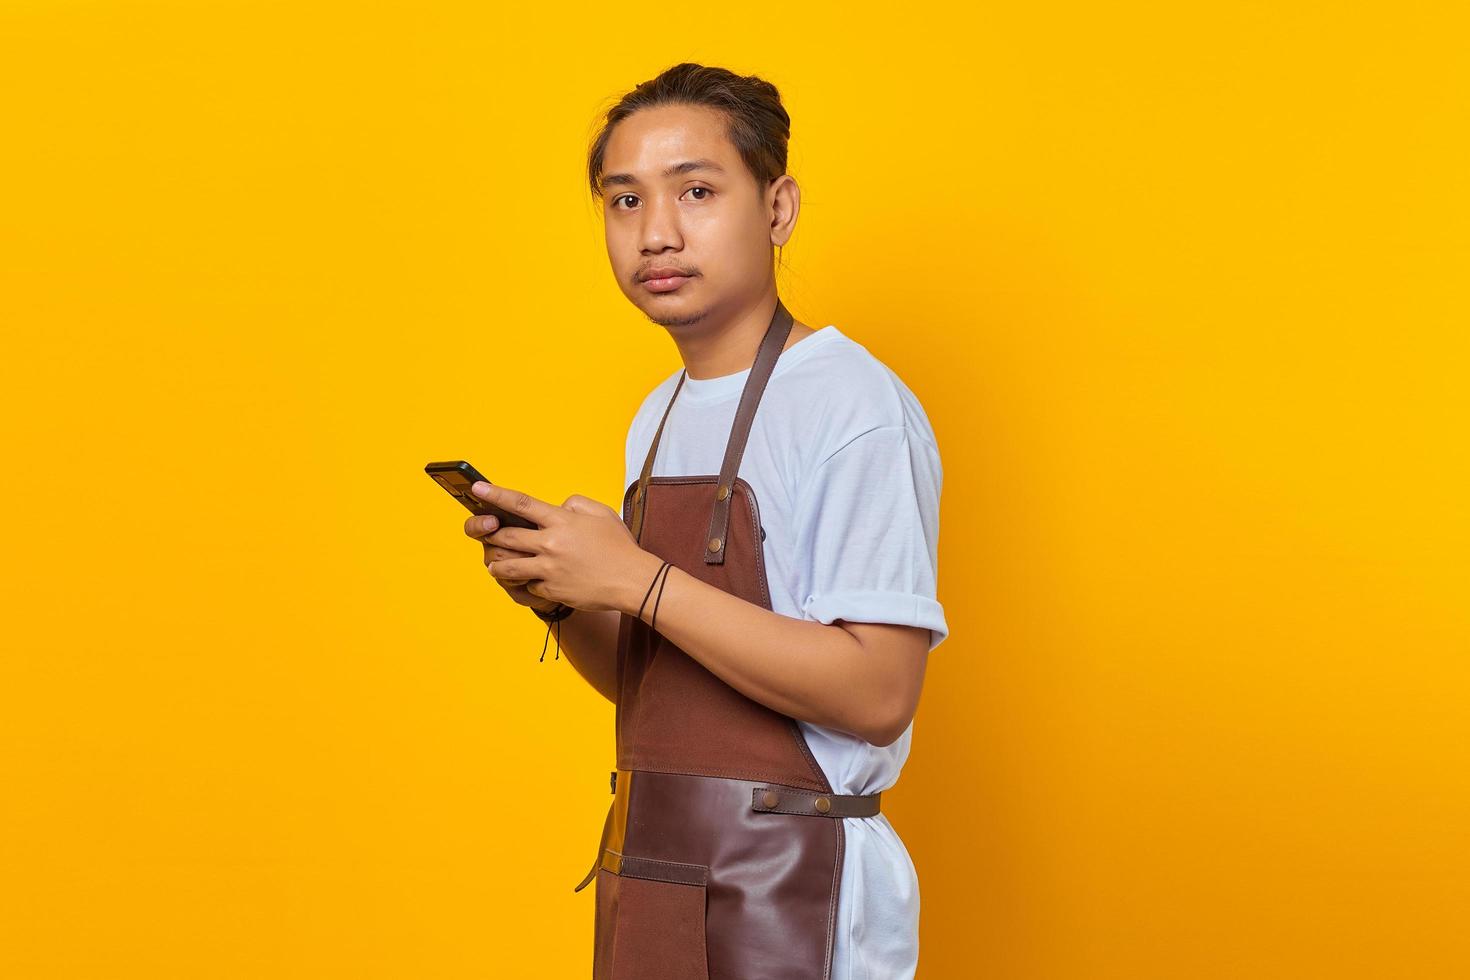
[{"xmin": 608, "ymin": 187, "xmax": 712, "ymax": 210}]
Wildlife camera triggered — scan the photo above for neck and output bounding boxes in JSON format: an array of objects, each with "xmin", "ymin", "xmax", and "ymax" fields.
[{"xmin": 668, "ymin": 289, "xmax": 815, "ymax": 380}]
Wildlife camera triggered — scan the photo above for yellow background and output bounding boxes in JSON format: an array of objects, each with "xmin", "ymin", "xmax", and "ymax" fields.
[{"xmin": 3, "ymin": 2, "xmax": 1467, "ymax": 976}]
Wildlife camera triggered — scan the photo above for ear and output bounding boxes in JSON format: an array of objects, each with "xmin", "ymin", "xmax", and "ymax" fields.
[{"xmin": 768, "ymin": 174, "xmax": 801, "ymax": 247}]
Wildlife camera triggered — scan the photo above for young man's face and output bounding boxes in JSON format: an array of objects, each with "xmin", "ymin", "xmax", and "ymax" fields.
[{"xmin": 600, "ymin": 104, "xmax": 778, "ymax": 328}]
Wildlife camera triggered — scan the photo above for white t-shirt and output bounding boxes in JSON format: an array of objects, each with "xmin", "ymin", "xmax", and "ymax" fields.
[{"xmin": 623, "ymin": 323, "xmax": 948, "ymax": 980}]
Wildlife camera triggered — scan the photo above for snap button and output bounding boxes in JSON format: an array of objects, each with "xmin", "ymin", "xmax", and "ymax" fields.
[
  {"xmin": 716, "ymin": 484, "xmax": 729, "ymax": 501},
  {"xmin": 761, "ymin": 790, "xmax": 779, "ymax": 808},
  {"xmin": 707, "ymin": 536, "xmax": 722, "ymax": 552},
  {"xmin": 814, "ymin": 796, "xmax": 831, "ymax": 814}
]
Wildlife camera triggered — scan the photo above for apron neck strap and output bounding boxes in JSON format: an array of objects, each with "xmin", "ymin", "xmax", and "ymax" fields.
[{"xmin": 630, "ymin": 298, "xmax": 795, "ymax": 549}]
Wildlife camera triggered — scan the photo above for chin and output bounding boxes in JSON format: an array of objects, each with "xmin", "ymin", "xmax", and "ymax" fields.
[
  {"xmin": 646, "ymin": 303, "xmax": 709, "ymax": 328},
  {"xmin": 630, "ymin": 289, "xmax": 708, "ymax": 328}
]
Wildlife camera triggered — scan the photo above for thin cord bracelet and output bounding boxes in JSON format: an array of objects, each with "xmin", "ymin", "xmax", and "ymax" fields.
[
  {"xmin": 638, "ymin": 560, "xmax": 672, "ymax": 624},
  {"xmin": 540, "ymin": 559, "xmax": 672, "ymax": 664},
  {"xmin": 650, "ymin": 562, "xmax": 673, "ymax": 633},
  {"xmin": 535, "ymin": 602, "xmax": 574, "ymax": 662}
]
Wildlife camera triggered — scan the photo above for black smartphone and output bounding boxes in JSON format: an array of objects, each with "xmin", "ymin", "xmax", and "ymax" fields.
[{"xmin": 425, "ymin": 460, "xmax": 539, "ymax": 530}]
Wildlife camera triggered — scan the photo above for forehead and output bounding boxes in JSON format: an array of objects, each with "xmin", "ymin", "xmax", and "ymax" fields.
[{"xmin": 602, "ymin": 104, "xmax": 739, "ymax": 177}]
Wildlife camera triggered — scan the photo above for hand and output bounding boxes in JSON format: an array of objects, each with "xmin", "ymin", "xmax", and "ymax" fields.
[
  {"xmin": 470, "ymin": 481, "xmax": 656, "ymax": 614},
  {"xmin": 463, "ymin": 506, "xmax": 558, "ymax": 614}
]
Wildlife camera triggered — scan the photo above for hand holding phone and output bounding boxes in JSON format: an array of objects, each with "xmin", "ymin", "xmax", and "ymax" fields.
[
  {"xmin": 425, "ymin": 460, "xmax": 539, "ymax": 529},
  {"xmin": 428, "ymin": 459, "xmax": 561, "ymax": 613}
]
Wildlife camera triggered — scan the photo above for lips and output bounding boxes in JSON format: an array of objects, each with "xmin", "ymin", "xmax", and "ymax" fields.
[
  {"xmin": 642, "ymin": 274, "xmax": 691, "ymax": 293},
  {"xmin": 639, "ymin": 268, "xmax": 695, "ymax": 293},
  {"xmin": 639, "ymin": 267, "xmax": 694, "ymax": 282}
]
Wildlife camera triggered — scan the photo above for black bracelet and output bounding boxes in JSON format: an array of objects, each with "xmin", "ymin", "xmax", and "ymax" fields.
[
  {"xmin": 637, "ymin": 561, "xmax": 672, "ymax": 625},
  {"xmin": 533, "ymin": 602, "xmax": 574, "ymax": 624},
  {"xmin": 650, "ymin": 563, "xmax": 672, "ymax": 633},
  {"xmin": 535, "ymin": 603, "xmax": 573, "ymax": 663}
]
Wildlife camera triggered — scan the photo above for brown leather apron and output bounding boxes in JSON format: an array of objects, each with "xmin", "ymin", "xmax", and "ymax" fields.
[{"xmin": 571, "ymin": 298, "xmax": 883, "ymax": 980}]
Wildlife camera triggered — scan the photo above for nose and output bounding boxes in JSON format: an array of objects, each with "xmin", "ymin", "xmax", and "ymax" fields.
[{"xmin": 638, "ymin": 193, "xmax": 684, "ymax": 255}]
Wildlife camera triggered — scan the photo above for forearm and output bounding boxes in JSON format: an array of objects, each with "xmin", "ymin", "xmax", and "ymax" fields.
[
  {"xmin": 541, "ymin": 606, "xmax": 621, "ymax": 703},
  {"xmin": 617, "ymin": 553, "xmax": 895, "ymax": 744}
]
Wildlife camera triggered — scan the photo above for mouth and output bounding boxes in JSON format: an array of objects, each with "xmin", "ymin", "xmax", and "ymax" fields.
[{"xmin": 640, "ymin": 273, "xmax": 694, "ymax": 293}]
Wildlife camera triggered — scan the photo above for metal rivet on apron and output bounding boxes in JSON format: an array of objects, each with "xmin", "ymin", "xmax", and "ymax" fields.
[
  {"xmin": 814, "ymin": 796, "xmax": 831, "ymax": 814},
  {"xmin": 708, "ymin": 536, "xmax": 723, "ymax": 552},
  {"xmin": 716, "ymin": 484, "xmax": 729, "ymax": 501},
  {"xmin": 761, "ymin": 790, "xmax": 779, "ymax": 808}
]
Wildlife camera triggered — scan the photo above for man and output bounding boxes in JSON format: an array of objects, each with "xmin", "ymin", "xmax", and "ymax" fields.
[{"xmin": 462, "ymin": 62, "xmax": 947, "ymax": 980}]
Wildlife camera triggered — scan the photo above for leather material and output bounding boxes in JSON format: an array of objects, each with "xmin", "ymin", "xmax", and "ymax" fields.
[
  {"xmin": 583, "ymin": 298, "xmax": 880, "ymax": 979},
  {"xmin": 698, "ymin": 299, "xmax": 793, "ymax": 566},
  {"xmin": 751, "ymin": 784, "xmax": 882, "ymax": 818}
]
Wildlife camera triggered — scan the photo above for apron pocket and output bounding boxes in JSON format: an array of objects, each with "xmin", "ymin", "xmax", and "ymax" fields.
[{"xmin": 595, "ymin": 856, "xmax": 711, "ymax": 980}]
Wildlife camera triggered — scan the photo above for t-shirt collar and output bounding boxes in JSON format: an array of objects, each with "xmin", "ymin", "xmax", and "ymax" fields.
[{"xmin": 677, "ymin": 324, "xmax": 841, "ymax": 405}]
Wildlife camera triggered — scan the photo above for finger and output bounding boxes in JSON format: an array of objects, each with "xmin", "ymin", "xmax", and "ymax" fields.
[
  {"xmin": 482, "ymin": 525, "xmax": 530, "ymax": 551},
  {"xmin": 562, "ymin": 493, "xmax": 614, "ymax": 517},
  {"xmin": 483, "ymin": 545, "xmax": 533, "ymax": 562},
  {"xmin": 487, "ymin": 555, "xmax": 539, "ymax": 582},
  {"xmin": 488, "ymin": 561, "xmax": 533, "ymax": 587},
  {"xmin": 486, "ymin": 558, "xmax": 524, "ymax": 583},
  {"xmin": 464, "ymin": 513, "xmax": 501, "ymax": 539},
  {"xmin": 471, "ymin": 482, "xmax": 559, "ymax": 527},
  {"xmin": 492, "ymin": 568, "xmax": 533, "ymax": 587}
]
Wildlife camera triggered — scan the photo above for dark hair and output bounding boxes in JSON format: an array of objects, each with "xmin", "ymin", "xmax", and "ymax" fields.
[{"xmin": 587, "ymin": 62, "xmax": 791, "ymax": 202}]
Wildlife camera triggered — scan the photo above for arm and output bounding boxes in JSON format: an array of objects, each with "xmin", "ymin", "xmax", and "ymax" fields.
[
  {"xmin": 473, "ymin": 426, "xmax": 944, "ymax": 743},
  {"xmin": 615, "ymin": 551, "xmax": 929, "ymax": 746},
  {"xmin": 537, "ymin": 606, "xmax": 621, "ymax": 704}
]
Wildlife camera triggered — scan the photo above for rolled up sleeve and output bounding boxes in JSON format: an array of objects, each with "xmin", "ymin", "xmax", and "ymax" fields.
[{"xmin": 793, "ymin": 424, "xmax": 949, "ymax": 653}]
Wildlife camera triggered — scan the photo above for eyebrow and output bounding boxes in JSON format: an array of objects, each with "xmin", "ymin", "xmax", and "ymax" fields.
[{"xmin": 600, "ymin": 158, "xmax": 727, "ymax": 190}]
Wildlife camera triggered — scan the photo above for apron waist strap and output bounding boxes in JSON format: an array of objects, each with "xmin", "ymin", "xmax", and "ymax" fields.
[
  {"xmin": 750, "ymin": 784, "xmax": 882, "ymax": 818},
  {"xmin": 604, "ymin": 767, "xmax": 882, "ymax": 818},
  {"xmin": 574, "ymin": 770, "xmax": 882, "ymax": 892}
]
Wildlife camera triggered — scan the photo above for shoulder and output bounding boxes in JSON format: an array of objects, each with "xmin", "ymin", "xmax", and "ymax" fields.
[{"xmin": 776, "ymin": 327, "xmax": 940, "ymax": 464}]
